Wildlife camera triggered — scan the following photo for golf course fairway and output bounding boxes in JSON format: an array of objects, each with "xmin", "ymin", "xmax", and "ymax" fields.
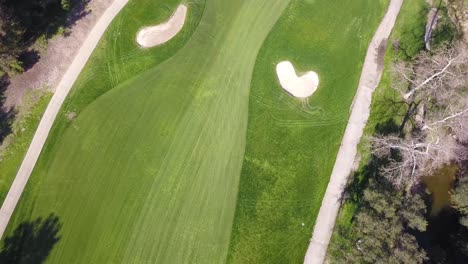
[{"xmin": 1, "ymin": 0, "xmax": 388, "ymax": 263}]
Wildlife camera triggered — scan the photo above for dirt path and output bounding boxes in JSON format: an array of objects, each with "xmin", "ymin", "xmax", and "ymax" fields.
[
  {"xmin": 303, "ymin": 0, "xmax": 403, "ymax": 263},
  {"xmin": 3, "ymin": 0, "xmax": 113, "ymax": 108},
  {"xmin": 0, "ymin": 0, "xmax": 129, "ymax": 239}
]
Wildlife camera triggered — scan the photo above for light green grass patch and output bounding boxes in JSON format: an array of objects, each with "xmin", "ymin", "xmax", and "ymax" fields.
[{"xmin": 4, "ymin": 0, "xmax": 291, "ymax": 263}]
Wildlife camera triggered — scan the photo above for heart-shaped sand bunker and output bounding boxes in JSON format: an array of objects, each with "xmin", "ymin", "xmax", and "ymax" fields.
[
  {"xmin": 136, "ymin": 5, "xmax": 187, "ymax": 48},
  {"xmin": 276, "ymin": 61, "xmax": 319, "ymax": 98}
]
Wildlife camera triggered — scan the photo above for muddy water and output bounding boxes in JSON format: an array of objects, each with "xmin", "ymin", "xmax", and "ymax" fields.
[{"xmin": 422, "ymin": 165, "xmax": 458, "ymax": 215}]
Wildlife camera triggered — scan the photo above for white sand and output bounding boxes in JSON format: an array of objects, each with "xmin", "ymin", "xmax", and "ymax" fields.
[
  {"xmin": 304, "ymin": 0, "xmax": 404, "ymax": 263},
  {"xmin": 276, "ymin": 61, "xmax": 319, "ymax": 98},
  {"xmin": 136, "ymin": 5, "xmax": 187, "ymax": 48}
]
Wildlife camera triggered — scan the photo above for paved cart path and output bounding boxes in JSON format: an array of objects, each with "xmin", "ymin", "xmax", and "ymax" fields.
[
  {"xmin": 0, "ymin": 0, "xmax": 129, "ymax": 239},
  {"xmin": 304, "ymin": 0, "xmax": 404, "ymax": 263}
]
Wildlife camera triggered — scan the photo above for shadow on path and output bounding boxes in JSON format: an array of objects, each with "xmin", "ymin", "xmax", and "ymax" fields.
[{"xmin": 0, "ymin": 213, "xmax": 61, "ymax": 264}]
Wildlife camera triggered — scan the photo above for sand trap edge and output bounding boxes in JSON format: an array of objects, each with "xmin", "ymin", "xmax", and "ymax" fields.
[
  {"xmin": 276, "ymin": 61, "xmax": 319, "ymax": 98},
  {"xmin": 136, "ymin": 5, "xmax": 188, "ymax": 48}
]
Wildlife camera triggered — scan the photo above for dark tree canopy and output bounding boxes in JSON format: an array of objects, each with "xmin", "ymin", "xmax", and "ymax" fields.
[
  {"xmin": 337, "ymin": 179, "xmax": 428, "ymax": 264},
  {"xmin": 452, "ymin": 174, "xmax": 468, "ymax": 228},
  {"xmin": 1, "ymin": 0, "xmax": 72, "ymax": 42},
  {"xmin": 0, "ymin": 0, "xmax": 79, "ymax": 77}
]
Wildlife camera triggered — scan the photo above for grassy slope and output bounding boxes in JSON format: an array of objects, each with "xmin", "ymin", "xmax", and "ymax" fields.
[
  {"xmin": 227, "ymin": 0, "xmax": 388, "ymax": 263},
  {"xmin": 327, "ymin": 0, "xmax": 428, "ymax": 259},
  {"xmin": 0, "ymin": 92, "xmax": 52, "ymax": 203},
  {"xmin": 3, "ymin": 0, "xmax": 292, "ymax": 263}
]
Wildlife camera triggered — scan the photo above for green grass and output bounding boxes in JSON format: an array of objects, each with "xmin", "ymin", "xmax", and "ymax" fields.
[
  {"xmin": 0, "ymin": 91, "xmax": 52, "ymax": 203},
  {"xmin": 393, "ymin": 0, "xmax": 428, "ymax": 59},
  {"xmin": 4, "ymin": 0, "xmax": 290, "ymax": 263},
  {"xmin": 3, "ymin": 0, "xmax": 387, "ymax": 263},
  {"xmin": 227, "ymin": 0, "xmax": 388, "ymax": 263},
  {"xmin": 327, "ymin": 0, "xmax": 428, "ymax": 260}
]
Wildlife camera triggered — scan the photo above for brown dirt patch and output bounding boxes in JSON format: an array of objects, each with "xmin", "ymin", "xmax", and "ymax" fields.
[{"xmin": 3, "ymin": 0, "xmax": 113, "ymax": 110}]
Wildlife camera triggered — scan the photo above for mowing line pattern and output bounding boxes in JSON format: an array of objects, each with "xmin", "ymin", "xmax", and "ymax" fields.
[
  {"xmin": 227, "ymin": 0, "xmax": 388, "ymax": 263},
  {"xmin": 2, "ymin": 0, "xmax": 388, "ymax": 263},
  {"xmin": 3, "ymin": 0, "xmax": 290, "ymax": 263}
]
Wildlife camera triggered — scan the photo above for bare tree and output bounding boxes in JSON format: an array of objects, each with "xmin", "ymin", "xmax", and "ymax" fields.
[
  {"xmin": 392, "ymin": 43, "xmax": 468, "ymax": 102},
  {"xmin": 389, "ymin": 43, "xmax": 468, "ymax": 132},
  {"xmin": 370, "ymin": 43, "xmax": 468, "ymax": 187},
  {"xmin": 369, "ymin": 133, "xmax": 466, "ymax": 187}
]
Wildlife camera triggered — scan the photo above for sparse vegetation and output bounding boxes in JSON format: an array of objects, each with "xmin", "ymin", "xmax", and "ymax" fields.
[{"xmin": 0, "ymin": 90, "xmax": 51, "ymax": 203}]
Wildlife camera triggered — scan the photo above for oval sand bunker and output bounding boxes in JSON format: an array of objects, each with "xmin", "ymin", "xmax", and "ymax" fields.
[
  {"xmin": 136, "ymin": 5, "xmax": 187, "ymax": 48},
  {"xmin": 276, "ymin": 61, "xmax": 319, "ymax": 98}
]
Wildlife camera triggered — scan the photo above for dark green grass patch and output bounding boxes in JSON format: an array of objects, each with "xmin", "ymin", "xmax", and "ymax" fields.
[{"xmin": 228, "ymin": 0, "xmax": 388, "ymax": 263}]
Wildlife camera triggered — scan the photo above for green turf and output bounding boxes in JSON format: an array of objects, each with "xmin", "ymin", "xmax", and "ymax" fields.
[
  {"xmin": 4, "ymin": 0, "xmax": 290, "ymax": 263},
  {"xmin": 227, "ymin": 0, "xmax": 388, "ymax": 263},
  {"xmin": 2, "ymin": 0, "xmax": 388, "ymax": 263}
]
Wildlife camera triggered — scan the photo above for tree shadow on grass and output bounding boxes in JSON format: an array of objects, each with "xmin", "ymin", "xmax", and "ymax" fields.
[{"xmin": 0, "ymin": 213, "xmax": 61, "ymax": 264}]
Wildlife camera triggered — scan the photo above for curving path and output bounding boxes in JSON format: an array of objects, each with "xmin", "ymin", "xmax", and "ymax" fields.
[
  {"xmin": 0, "ymin": 0, "xmax": 129, "ymax": 239},
  {"xmin": 304, "ymin": 0, "xmax": 404, "ymax": 263}
]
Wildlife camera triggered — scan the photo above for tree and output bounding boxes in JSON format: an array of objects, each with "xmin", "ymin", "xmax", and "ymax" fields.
[
  {"xmin": 370, "ymin": 133, "xmax": 466, "ymax": 186},
  {"xmin": 0, "ymin": 0, "xmax": 80, "ymax": 77},
  {"xmin": 370, "ymin": 43, "xmax": 468, "ymax": 187},
  {"xmin": 61, "ymin": 0, "xmax": 71, "ymax": 11},
  {"xmin": 391, "ymin": 43, "xmax": 468, "ymax": 132},
  {"xmin": 336, "ymin": 179, "xmax": 428, "ymax": 263},
  {"xmin": 422, "ymin": 99, "xmax": 468, "ymax": 143},
  {"xmin": 0, "ymin": 0, "xmax": 75, "ymax": 41},
  {"xmin": 400, "ymin": 44, "xmax": 467, "ymax": 101},
  {"xmin": 452, "ymin": 174, "xmax": 468, "ymax": 228},
  {"xmin": 0, "ymin": 4, "xmax": 25, "ymax": 77}
]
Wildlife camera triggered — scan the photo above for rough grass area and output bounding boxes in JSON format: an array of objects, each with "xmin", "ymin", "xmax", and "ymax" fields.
[
  {"xmin": 327, "ymin": 0, "xmax": 428, "ymax": 260},
  {"xmin": 0, "ymin": 91, "xmax": 52, "ymax": 203},
  {"xmin": 227, "ymin": 0, "xmax": 388, "ymax": 263}
]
